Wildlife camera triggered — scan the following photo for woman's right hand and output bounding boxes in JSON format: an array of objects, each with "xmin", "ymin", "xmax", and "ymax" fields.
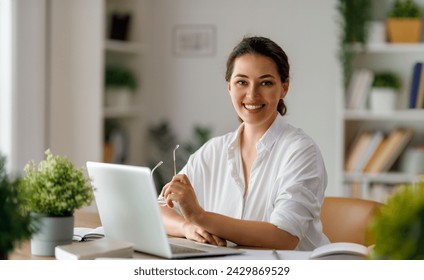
[{"xmin": 182, "ymin": 221, "xmax": 226, "ymax": 246}]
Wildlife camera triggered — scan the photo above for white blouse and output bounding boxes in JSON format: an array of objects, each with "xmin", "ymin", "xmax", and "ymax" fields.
[{"xmin": 179, "ymin": 114, "xmax": 330, "ymax": 250}]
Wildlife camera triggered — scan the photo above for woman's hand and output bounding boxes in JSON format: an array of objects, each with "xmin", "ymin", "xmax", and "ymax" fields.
[
  {"xmin": 182, "ymin": 221, "xmax": 227, "ymax": 246},
  {"xmin": 162, "ymin": 174, "xmax": 203, "ymax": 222}
]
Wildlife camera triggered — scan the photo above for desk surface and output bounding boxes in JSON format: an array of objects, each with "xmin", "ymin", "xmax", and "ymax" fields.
[
  {"xmin": 9, "ymin": 209, "xmax": 308, "ymax": 260},
  {"xmin": 9, "ymin": 209, "xmax": 102, "ymax": 260},
  {"xmin": 9, "ymin": 210, "xmax": 359, "ymax": 260}
]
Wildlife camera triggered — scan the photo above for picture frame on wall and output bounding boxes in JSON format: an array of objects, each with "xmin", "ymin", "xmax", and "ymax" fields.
[{"xmin": 172, "ymin": 24, "xmax": 216, "ymax": 57}]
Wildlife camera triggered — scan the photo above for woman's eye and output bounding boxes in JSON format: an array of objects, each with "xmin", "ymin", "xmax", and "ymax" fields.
[
  {"xmin": 261, "ymin": 81, "xmax": 273, "ymax": 86},
  {"xmin": 236, "ymin": 80, "xmax": 247, "ymax": 86}
]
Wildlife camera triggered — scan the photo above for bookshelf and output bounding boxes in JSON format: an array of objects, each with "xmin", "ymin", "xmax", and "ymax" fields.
[
  {"xmin": 342, "ymin": 3, "xmax": 424, "ymax": 202},
  {"xmin": 102, "ymin": 0, "xmax": 150, "ymax": 165}
]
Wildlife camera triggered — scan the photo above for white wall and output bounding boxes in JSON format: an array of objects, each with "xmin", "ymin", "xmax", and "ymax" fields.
[
  {"xmin": 0, "ymin": 0, "xmax": 47, "ymax": 174},
  {"xmin": 0, "ymin": 0, "xmax": 103, "ymax": 174},
  {"xmin": 0, "ymin": 0, "xmax": 13, "ymax": 171},
  {"xmin": 144, "ymin": 0, "xmax": 343, "ymax": 195},
  {"xmin": 48, "ymin": 0, "xmax": 103, "ymax": 168}
]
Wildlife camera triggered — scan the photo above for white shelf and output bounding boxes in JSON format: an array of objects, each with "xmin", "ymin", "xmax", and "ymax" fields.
[
  {"xmin": 105, "ymin": 40, "xmax": 145, "ymax": 54},
  {"xmin": 351, "ymin": 42, "xmax": 424, "ymax": 53},
  {"xmin": 344, "ymin": 172, "xmax": 423, "ymax": 185},
  {"xmin": 344, "ymin": 109, "xmax": 424, "ymax": 121}
]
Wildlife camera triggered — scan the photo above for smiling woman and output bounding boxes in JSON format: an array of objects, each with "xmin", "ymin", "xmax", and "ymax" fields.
[{"xmin": 159, "ymin": 36, "xmax": 330, "ymax": 251}]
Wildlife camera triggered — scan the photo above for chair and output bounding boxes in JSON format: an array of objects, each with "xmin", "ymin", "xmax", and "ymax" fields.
[{"xmin": 320, "ymin": 196, "xmax": 384, "ymax": 246}]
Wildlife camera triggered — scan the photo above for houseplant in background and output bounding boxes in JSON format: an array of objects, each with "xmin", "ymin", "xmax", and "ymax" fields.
[
  {"xmin": 337, "ymin": 0, "xmax": 372, "ymax": 89},
  {"xmin": 105, "ymin": 65, "xmax": 138, "ymax": 108},
  {"xmin": 369, "ymin": 71, "xmax": 402, "ymax": 113},
  {"xmin": 0, "ymin": 154, "xmax": 36, "ymax": 259},
  {"xmin": 370, "ymin": 181, "xmax": 424, "ymax": 259},
  {"xmin": 148, "ymin": 121, "xmax": 211, "ymax": 192},
  {"xmin": 19, "ymin": 149, "xmax": 94, "ymax": 256},
  {"xmin": 387, "ymin": 0, "xmax": 422, "ymax": 43}
]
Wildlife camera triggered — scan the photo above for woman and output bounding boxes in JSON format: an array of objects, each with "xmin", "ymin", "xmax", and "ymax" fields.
[{"xmin": 160, "ymin": 36, "xmax": 329, "ymax": 250}]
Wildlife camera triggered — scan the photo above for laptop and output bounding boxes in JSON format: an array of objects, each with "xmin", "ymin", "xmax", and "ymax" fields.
[{"xmin": 86, "ymin": 161, "xmax": 243, "ymax": 259}]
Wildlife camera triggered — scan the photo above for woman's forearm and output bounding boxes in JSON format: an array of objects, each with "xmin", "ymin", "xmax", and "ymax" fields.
[
  {"xmin": 160, "ymin": 206, "xmax": 186, "ymax": 237},
  {"xmin": 191, "ymin": 211, "xmax": 299, "ymax": 250}
]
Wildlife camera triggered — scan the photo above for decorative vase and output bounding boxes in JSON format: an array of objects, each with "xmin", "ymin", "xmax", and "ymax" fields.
[
  {"xmin": 369, "ymin": 88, "xmax": 397, "ymax": 113},
  {"xmin": 105, "ymin": 88, "xmax": 132, "ymax": 108},
  {"xmin": 30, "ymin": 213, "xmax": 74, "ymax": 256},
  {"xmin": 386, "ymin": 18, "xmax": 422, "ymax": 43}
]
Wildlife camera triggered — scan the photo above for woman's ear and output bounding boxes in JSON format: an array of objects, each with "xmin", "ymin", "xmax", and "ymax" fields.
[
  {"xmin": 280, "ymin": 80, "xmax": 289, "ymax": 99},
  {"xmin": 227, "ymin": 82, "xmax": 232, "ymax": 93}
]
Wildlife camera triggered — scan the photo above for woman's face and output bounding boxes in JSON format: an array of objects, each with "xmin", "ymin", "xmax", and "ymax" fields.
[{"xmin": 227, "ymin": 54, "xmax": 289, "ymax": 130}]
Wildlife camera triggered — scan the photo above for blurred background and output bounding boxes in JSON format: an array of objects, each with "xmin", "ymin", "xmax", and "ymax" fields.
[{"xmin": 2, "ymin": 0, "xmax": 391, "ymax": 199}]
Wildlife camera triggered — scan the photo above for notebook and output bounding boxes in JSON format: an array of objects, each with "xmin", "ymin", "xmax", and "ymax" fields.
[{"xmin": 86, "ymin": 161, "xmax": 243, "ymax": 259}]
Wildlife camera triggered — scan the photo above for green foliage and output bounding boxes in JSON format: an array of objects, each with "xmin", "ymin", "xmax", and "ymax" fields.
[
  {"xmin": 105, "ymin": 65, "xmax": 138, "ymax": 92},
  {"xmin": 337, "ymin": 0, "xmax": 373, "ymax": 89},
  {"xmin": 389, "ymin": 0, "xmax": 421, "ymax": 18},
  {"xmin": 370, "ymin": 182, "xmax": 424, "ymax": 259},
  {"xmin": 0, "ymin": 154, "xmax": 37, "ymax": 257},
  {"xmin": 148, "ymin": 121, "xmax": 212, "ymax": 191},
  {"xmin": 19, "ymin": 150, "xmax": 94, "ymax": 216},
  {"xmin": 372, "ymin": 71, "xmax": 402, "ymax": 91}
]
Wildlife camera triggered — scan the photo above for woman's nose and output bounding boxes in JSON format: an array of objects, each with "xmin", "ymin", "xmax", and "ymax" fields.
[{"xmin": 246, "ymin": 84, "xmax": 259, "ymax": 98}]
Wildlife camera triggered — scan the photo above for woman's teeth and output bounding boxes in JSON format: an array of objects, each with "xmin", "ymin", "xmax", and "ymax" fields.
[{"xmin": 244, "ymin": 104, "xmax": 264, "ymax": 110}]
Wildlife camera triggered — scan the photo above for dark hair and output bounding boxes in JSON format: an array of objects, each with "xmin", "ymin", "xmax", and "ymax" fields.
[{"xmin": 225, "ymin": 36, "xmax": 289, "ymax": 116}]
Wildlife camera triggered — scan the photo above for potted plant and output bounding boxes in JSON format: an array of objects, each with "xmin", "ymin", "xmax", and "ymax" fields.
[
  {"xmin": 105, "ymin": 65, "xmax": 138, "ymax": 108},
  {"xmin": 369, "ymin": 71, "xmax": 402, "ymax": 113},
  {"xmin": 19, "ymin": 149, "xmax": 94, "ymax": 256},
  {"xmin": 0, "ymin": 154, "xmax": 36, "ymax": 259},
  {"xmin": 369, "ymin": 181, "xmax": 424, "ymax": 259},
  {"xmin": 337, "ymin": 0, "xmax": 373, "ymax": 89},
  {"xmin": 387, "ymin": 0, "xmax": 422, "ymax": 43}
]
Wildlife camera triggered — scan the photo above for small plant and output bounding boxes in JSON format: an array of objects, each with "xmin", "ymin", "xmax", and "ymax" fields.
[
  {"xmin": 19, "ymin": 150, "xmax": 94, "ymax": 216},
  {"xmin": 105, "ymin": 65, "xmax": 138, "ymax": 92},
  {"xmin": 0, "ymin": 154, "xmax": 36, "ymax": 259},
  {"xmin": 389, "ymin": 0, "xmax": 421, "ymax": 18},
  {"xmin": 337, "ymin": 0, "xmax": 373, "ymax": 89},
  {"xmin": 372, "ymin": 72, "xmax": 402, "ymax": 91},
  {"xmin": 370, "ymin": 181, "xmax": 424, "ymax": 259}
]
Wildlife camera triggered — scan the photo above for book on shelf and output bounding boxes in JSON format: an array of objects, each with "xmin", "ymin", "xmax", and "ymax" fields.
[
  {"xmin": 415, "ymin": 61, "xmax": 424, "ymax": 109},
  {"xmin": 354, "ymin": 131, "xmax": 384, "ymax": 173},
  {"xmin": 364, "ymin": 128, "xmax": 414, "ymax": 174},
  {"xmin": 344, "ymin": 131, "xmax": 372, "ymax": 172},
  {"xmin": 346, "ymin": 68, "xmax": 374, "ymax": 110},
  {"xmin": 363, "ymin": 137, "xmax": 388, "ymax": 173},
  {"xmin": 55, "ymin": 237, "xmax": 134, "ymax": 260},
  {"xmin": 409, "ymin": 62, "xmax": 423, "ymax": 109},
  {"xmin": 73, "ymin": 226, "xmax": 105, "ymax": 242}
]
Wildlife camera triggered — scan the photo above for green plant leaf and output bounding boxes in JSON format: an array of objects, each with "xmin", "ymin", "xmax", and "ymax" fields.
[{"xmin": 19, "ymin": 150, "xmax": 94, "ymax": 216}]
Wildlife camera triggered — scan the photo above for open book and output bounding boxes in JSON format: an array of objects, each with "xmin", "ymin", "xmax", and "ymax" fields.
[
  {"xmin": 73, "ymin": 227, "xmax": 105, "ymax": 242},
  {"xmin": 309, "ymin": 242, "xmax": 372, "ymax": 260}
]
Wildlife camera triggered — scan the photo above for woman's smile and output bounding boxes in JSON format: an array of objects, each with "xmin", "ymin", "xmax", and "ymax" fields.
[{"xmin": 243, "ymin": 103, "xmax": 265, "ymax": 111}]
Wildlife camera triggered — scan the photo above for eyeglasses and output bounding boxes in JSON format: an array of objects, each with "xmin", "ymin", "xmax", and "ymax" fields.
[{"xmin": 154, "ymin": 144, "xmax": 179, "ymax": 205}]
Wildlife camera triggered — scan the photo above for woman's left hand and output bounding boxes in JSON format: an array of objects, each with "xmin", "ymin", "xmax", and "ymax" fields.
[{"xmin": 161, "ymin": 174, "xmax": 204, "ymax": 222}]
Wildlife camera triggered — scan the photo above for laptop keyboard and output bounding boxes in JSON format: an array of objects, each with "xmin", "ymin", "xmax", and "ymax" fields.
[{"xmin": 170, "ymin": 244, "xmax": 207, "ymax": 254}]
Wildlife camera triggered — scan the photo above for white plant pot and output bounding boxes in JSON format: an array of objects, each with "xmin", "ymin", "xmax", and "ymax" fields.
[
  {"xmin": 30, "ymin": 214, "xmax": 74, "ymax": 256},
  {"xmin": 105, "ymin": 88, "xmax": 133, "ymax": 108},
  {"xmin": 400, "ymin": 148, "xmax": 424, "ymax": 174},
  {"xmin": 369, "ymin": 87, "xmax": 397, "ymax": 113},
  {"xmin": 368, "ymin": 21, "xmax": 386, "ymax": 44}
]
